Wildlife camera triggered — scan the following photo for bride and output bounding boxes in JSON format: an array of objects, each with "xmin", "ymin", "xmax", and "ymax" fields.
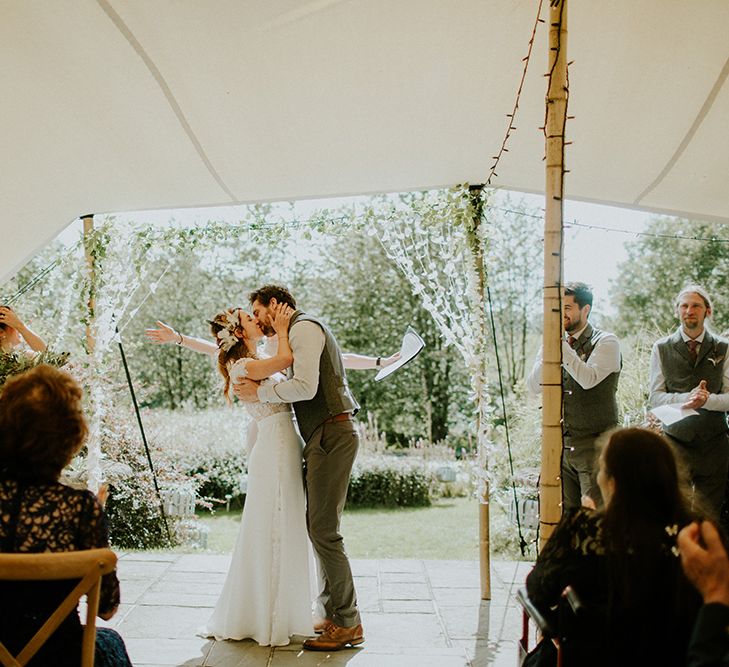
[{"xmin": 203, "ymin": 302, "xmax": 313, "ymax": 645}]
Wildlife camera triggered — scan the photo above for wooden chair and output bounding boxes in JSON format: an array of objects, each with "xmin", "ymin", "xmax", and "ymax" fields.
[
  {"xmin": 517, "ymin": 585, "xmax": 587, "ymax": 666},
  {"xmin": 516, "ymin": 586, "xmax": 558, "ymax": 665},
  {"xmin": 0, "ymin": 548, "xmax": 117, "ymax": 667}
]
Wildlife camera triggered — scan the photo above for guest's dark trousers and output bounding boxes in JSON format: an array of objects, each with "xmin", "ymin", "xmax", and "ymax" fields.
[
  {"xmin": 562, "ymin": 433, "xmax": 603, "ymax": 510},
  {"xmin": 665, "ymin": 432, "xmax": 729, "ymax": 517}
]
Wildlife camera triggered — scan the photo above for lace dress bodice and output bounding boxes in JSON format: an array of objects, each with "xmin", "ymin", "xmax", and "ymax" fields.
[
  {"xmin": 0, "ymin": 475, "xmax": 123, "ymax": 666},
  {"xmin": 229, "ymin": 358, "xmax": 291, "ymax": 422}
]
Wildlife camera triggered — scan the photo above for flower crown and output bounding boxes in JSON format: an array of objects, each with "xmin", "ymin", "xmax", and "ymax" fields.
[{"xmin": 209, "ymin": 309, "xmax": 242, "ymax": 352}]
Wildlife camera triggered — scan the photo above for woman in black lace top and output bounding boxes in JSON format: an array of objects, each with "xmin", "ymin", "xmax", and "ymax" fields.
[
  {"xmin": 0, "ymin": 364, "xmax": 132, "ymax": 667},
  {"xmin": 526, "ymin": 427, "xmax": 704, "ymax": 666}
]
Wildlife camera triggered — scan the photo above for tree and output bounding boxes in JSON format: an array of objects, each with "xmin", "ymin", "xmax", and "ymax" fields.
[
  {"xmin": 484, "ymin": 196, "xmax": 544, "ymax": 390},
  {"xmin": 610, "ymin": 218, "xmax": 729, "ymax": 337},
  {"xmin": 123, "ymin": 230, "xmax": 291, "ymax": 409},
  {"xmin": 304, "ymin": 231, "xmax": 472, "ymax": 445}
]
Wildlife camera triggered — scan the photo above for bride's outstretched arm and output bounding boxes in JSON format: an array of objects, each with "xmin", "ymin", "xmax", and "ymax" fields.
[
  {"xmin": 241, "ymin": 304, "xmax": 294, "ymax": 381},
  {"xmin": 144, "ymin": 320, "xmax": 217, "ymax": 356}
]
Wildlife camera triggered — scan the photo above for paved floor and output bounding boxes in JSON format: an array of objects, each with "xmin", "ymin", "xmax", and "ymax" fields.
[{"xmin": 101, "ymin": 553, "xmax": 533, "ymax": 667}]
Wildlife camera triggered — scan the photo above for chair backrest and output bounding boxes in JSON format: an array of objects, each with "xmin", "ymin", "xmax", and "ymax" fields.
[{"xmin": 0, "ymin": 548, "xmax": 117, "ymax": 667}]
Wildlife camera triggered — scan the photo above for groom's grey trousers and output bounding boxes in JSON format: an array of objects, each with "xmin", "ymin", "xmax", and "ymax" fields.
[{"xmin": 303, "ymin": 418, "xmax": 361, "ymax": 628}]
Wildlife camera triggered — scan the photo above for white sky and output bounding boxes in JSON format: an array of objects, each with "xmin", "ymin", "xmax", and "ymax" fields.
[
  {"xmin": 57, "ymin": 190, "xmax": 656, "ymax": 317},
  {"xmin": 511, "ymin": 192, "xmax": 654, "ymax": 317}
]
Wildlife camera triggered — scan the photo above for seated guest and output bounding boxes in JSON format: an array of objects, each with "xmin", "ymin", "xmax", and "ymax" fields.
[
  {"xmin": 678, "ymin": 520, "xmax": 729, "ymax": 666},
  {"xmin": 0, "ymin": 305, "xmax": 46, "ymax": 355},
  {"xmin": 0, "ymin": 364, "xmax": 132, "ymax": 667},
  {"xmin": 526, "ymin": 428, "xmax": 702, "ymax": 666}
]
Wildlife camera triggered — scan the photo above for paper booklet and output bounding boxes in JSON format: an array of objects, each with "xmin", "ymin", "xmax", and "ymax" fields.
[
  {"xmin": 649, "ymin": 404, "xmax": 699, "ymax": 426},
  {"xmin": 374, "ymin": 326, "xmax": 425, "ymax": 382}
]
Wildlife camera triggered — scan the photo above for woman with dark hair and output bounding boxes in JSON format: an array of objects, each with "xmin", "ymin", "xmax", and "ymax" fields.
[
  {"xmin": 526, "ymin": 427, "xmax": 704, "ymax": 666},
  {"xmin": 0, "ymin": 364, "xmax": 132, "ymax": 667}
]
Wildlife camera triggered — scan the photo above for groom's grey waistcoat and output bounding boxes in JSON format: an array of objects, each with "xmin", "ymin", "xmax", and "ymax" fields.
[
  {"xmin": 562, "ymin": 324, "xmax": 621, "ymax": 438},
  {"xmin": 287, "ymin": 311, "xmax": 359, "ymax": 442},
  {"xmin": 657, "ymin": 329, "xmax": 729, "ymax": 444}
]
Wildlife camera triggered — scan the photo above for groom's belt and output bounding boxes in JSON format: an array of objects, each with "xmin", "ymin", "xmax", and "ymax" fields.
[{"xmin": 323, "ymin": 412, "xmax": 353, "ymax": 424}]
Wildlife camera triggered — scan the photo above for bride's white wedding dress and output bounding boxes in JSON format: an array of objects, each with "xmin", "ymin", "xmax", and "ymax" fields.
[{"xmin": 204, "ymin": 359, "xmax": 313, "ymax": 646}]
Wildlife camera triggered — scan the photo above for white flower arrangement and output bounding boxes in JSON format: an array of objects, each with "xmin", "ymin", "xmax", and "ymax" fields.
[
  {"xmin": 216, "ymin": 327, "xmax": 239, "ymax": 352},
  {"xmin": 223, "ymin": 309, "xmax": 241, "ymax": 329}
]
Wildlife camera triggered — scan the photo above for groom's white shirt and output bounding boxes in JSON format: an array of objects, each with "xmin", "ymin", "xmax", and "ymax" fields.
[{"xmin": 257, "ymin": 321, "xmax": 325, "ymax": 403}]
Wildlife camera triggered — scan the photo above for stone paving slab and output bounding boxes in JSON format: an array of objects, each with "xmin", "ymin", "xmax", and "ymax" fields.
[{"xmin": 112, "ymin": 553, "xmax": 530, "ymax": 667}]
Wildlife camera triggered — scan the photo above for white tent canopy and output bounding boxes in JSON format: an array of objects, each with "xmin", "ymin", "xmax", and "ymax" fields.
[{"xmin": 2, "ymin": 1, "xmax": 728, "ymax": 283}]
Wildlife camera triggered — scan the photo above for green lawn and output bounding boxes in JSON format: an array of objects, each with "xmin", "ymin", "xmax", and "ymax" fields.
[{"xmin": 198, "ymin": 496, "xmax": 479, "ymax": 560}]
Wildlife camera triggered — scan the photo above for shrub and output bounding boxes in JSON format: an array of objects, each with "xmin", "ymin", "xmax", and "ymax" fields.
[
  {"xmin": 347, "ymin": 457, "xmax": 431, "ymax": 508},
  {"xmin": 142, "ymin": 407, "xmax": 250, "ymax": 510},
  {"xmin": 99, "ymin": 413, "xmax": 186, "ymax": 549},
  {"xmin": 186, "ymin": 453, "xmax": 247, "ymax": 508},
  {"xmin": 106, "ymin": 473, "xmax": 176, "ymax": 549}
]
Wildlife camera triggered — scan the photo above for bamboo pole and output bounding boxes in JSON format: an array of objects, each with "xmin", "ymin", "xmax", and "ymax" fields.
[
  {"xmin": 82, "ymin": 214, "xmax": 104, "ymax": 497},
  {"xmin": 540, "ymin": 0, "xmax": 568, "ymax": 549},
  {"xmin": 466, "ymin": 184, "xmax": 491, "ymax": 600},
  {"xmin": 82, "ymin": 215, "xmax": 96, "ymax": 354}
]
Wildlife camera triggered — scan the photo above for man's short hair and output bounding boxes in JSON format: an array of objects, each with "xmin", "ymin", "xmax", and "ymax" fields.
[
  {"xmin": 564, "ymin": 282, "xmax": 593, "ymax": 309},
  {"xmin": 248, "ymin": 284, "xmax": 296, "ymax": 309},
  {"xmin": 676, "ymin": 284, "xmax": 713, "ymax": 312}
]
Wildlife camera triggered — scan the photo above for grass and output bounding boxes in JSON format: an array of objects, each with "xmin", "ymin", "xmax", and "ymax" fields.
[{"xmin": 197, "ymin": 496, "xmax": 480, "ymax": 560}]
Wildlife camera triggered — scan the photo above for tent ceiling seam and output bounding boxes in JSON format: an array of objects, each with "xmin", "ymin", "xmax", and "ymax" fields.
[
  {"xmin": 96, "ymin": 0, "xmax": 238, "ymax": 203},
  {"xmin": 633, "ymin": 53, "xmax": 729, "ymax": 207}
]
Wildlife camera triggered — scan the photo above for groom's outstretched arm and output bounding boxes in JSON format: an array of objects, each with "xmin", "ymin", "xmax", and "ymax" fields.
[{"xmin": 256, "ymin": 321, "xmax": 325, "ymax": 404}]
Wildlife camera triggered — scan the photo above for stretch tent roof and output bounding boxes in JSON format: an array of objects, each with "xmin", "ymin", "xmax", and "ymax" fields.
[{"xmin": 2, "ymin": 0, "xmax": 728, "ymax": 283}]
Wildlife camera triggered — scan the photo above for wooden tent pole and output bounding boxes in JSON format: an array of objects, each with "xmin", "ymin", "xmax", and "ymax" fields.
[
  {"xmin": 540, "ymin": 0, "xmax": 568, "ymax": 549},
  {"xmin": 466, "ymin": 184, "xmax": 491, "ymax": 600},
  {"xmin": 82, "ymin": 215, "xmax": 96, "ymax": 355}
]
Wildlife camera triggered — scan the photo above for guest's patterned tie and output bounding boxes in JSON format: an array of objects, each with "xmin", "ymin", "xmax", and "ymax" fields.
[
  {"xmin": 568, "ymin": 335, "xmax": 578, "ymax": 349},
  {"xmin": 686, "ymin": 339, "xmax": 699, "ymax": 364}
]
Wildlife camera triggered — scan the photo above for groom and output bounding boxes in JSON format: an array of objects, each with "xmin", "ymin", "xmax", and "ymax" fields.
[{"xmin": 233, "ymin": 284, "xmax": 364, "ymax": 651}]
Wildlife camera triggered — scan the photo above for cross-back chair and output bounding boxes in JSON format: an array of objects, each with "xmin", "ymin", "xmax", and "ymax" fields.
[{"xmin": 0, "ymin": 548, "xmax": 117, "ymax": 667}]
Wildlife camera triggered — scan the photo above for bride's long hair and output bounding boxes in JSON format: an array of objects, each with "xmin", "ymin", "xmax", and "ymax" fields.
[{"xmin": 209, "ymin": 308, "xmax": 254, "ymax": 401}]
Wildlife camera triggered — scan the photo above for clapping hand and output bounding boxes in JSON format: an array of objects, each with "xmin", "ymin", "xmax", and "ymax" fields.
[
  {"xmin": 145, "ymin": 321, "xmax": 179, "ymax": 345},
  {"xmin": 678, "ymin": 520, "xmax": 729, "ymax": 605},
  {"xmin": 682, "ymin": 379, "xmax": 709, "ymax": 410}
]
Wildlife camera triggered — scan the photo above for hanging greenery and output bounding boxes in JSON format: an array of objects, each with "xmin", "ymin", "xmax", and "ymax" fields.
[
  {"xmin": 361, "ymin": 186, "xmax": 493, "ymax": 502},
  {"xmin": 0, "ymin": 350, "xmax": 70, "ymax": 388}
]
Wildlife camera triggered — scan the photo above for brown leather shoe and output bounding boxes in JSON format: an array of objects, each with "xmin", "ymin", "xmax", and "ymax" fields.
[
  {"xmin": 303, "ymin": 623, "xmax": 364, "ymax": 651},
  {"xmin": 313, "ymin": 618, "xmax": 333, "ymax": 634}
]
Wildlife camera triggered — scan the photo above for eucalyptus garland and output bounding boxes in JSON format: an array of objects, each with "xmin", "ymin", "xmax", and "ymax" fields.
[
  {"xmin": 6, "ymin": 193, "xmax": 493, "ymax": 496},
  {"xmin": 0, "ymin": 349, "xmax": 71, "ymax": 388}
]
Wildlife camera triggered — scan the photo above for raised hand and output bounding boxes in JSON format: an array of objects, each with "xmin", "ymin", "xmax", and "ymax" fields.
[
  {"xmin": 270, "ymin": 303, "xmax": 293, "ymax": 337},
  {"xmin": 682, "ymin": 379, "xmax": 709, "ymax": 410},
  {"xmin": 145, "ymin": 320, "xmax": 180, "ymax": 345},
  {"xmin": 678, "ymin": 520, "xmax": 729, "ymax": 605},
  {"xmin": 0, "ymin": 306, "xmax": 24, "ymax": 331}
]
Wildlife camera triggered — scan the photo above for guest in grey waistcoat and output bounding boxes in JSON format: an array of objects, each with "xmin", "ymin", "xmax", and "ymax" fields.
[
  {"xmin": 528, "ymin": 282, "xmax": 622, "ymax": 510},
  {"xmin": 650, "ymin": 285, "xmax": 729, "ymax": 516},
  {"xmin": 233, "ymin": 285, "xmax": 365, "ymax": 652}
]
